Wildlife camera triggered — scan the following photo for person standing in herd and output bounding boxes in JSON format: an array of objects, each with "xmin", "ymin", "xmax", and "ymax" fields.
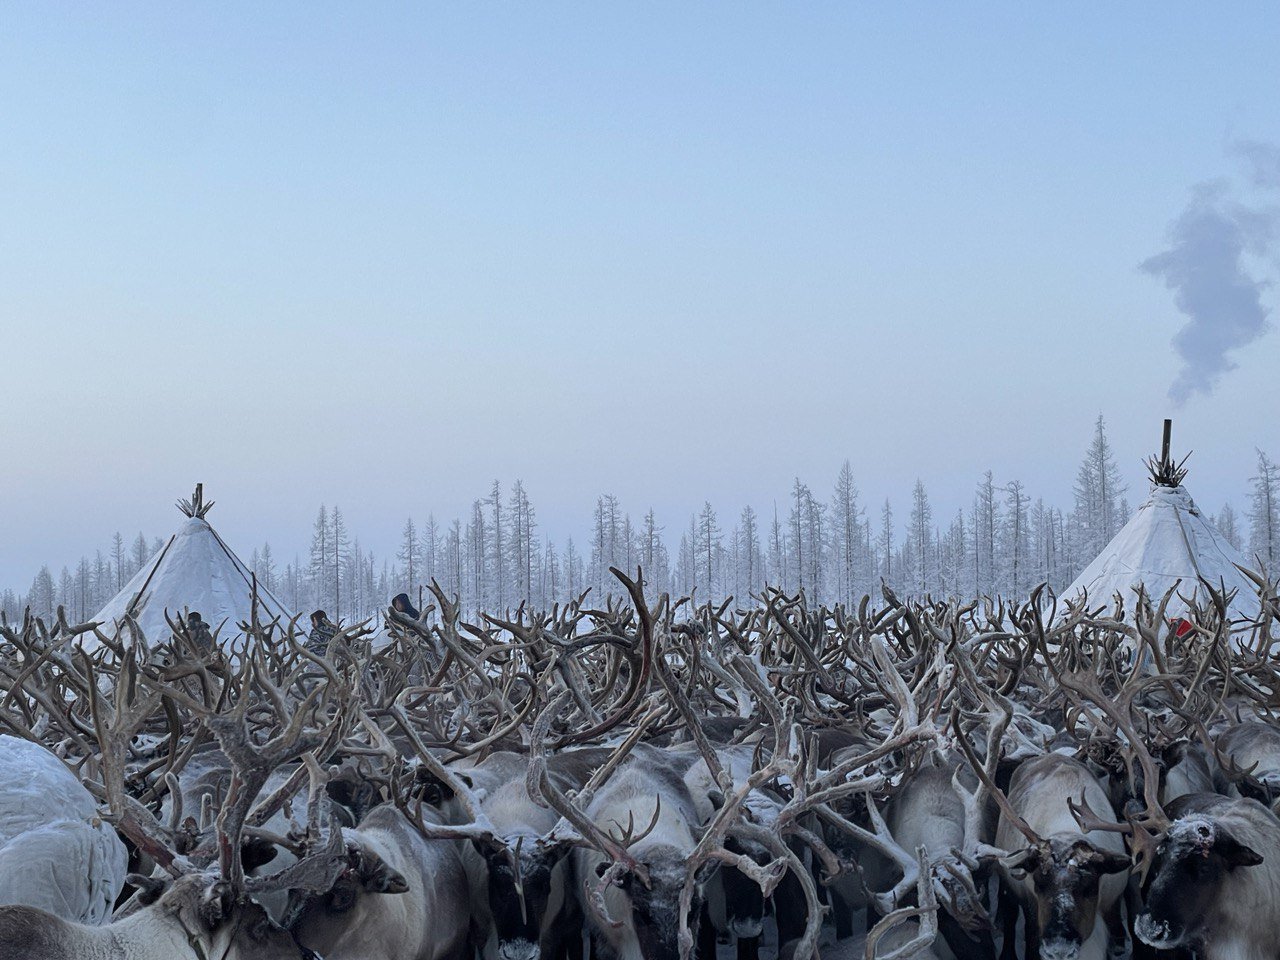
[{"xmin": 306, "ymin": 609, "xmax": 336, "ymax": 657}]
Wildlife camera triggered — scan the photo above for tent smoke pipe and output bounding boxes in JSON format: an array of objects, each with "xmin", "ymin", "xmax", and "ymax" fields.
[{"xmin": 1161, "ymin": 419, "xmax": 1172, "ymax": 468}]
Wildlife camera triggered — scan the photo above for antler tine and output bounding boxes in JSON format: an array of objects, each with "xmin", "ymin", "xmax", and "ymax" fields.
[
  {"xmin": 551, "ymin": 567, "xmax": 656, "ymax": 749},
  {"xmin": 578, "ymin": 702, "xmax": 663, "ymax": 800},
  {"xmin": 527, "ymin": 689, "xmax": 648, "ymax": 880},
  {"xmin": 78, "ymin": 647, "xmax": 186, "ymax": 877},
  {"xmin": 1050, "ymin": 664, "xmax": 1172, "ymax": 833},
  {"xmin": 387, "ymin": 760, "xmax": 504, "ymax": 849},
  {"xmin": 949, "ymin": 703, "xmax": 1042, "ymax": 849},
  {"xmin": 608, "ymin": 795, "xmax": 663, "ymax": 848},
  {"xmin": 245, "ymin": 815, "xmax": 347, "ymax": 896},
  {"xmin": 386, "ymin": 706, "xmax": 496, "ymax": 832},
  {"xmin": 1065, "ymin": 786, "xmax": 1127, "ymax": 831},
  {"xmin": 864, "ymin": 846, "xmax": 940, "ymax": 960},
  {"xmin": 870, "ymin": 636, "xmax": 920, "ymax": 732},
  {"xmin": 198, "ymin": 654, "xmax": 351, "ymax": 892}
]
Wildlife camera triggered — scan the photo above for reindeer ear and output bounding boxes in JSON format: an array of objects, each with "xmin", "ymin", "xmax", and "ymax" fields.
[
  {"xmin": 1005, "ymin": 846, "xmax": 1041, "ymax": 879},
  {"xmin": 1216, "ymin": 830, "xmax": 1265, "ymax": 869},
  {"xmin": 240, "ymin": 836, "xmax": 280, "ymax": 873},
  {"xmin": 1088, "ymin": 848, "xmax": 1132, "ymax": 876},
  {"xmin": 357, "ymin": 851, "xmax": 410, "ymax": 894},
  {"xmin": 126, "ymin": 873, "xmax": 167, "ymax": 906},
  {"xmin": 415, "ymin": 770, "xmax": 455, "ymax": 805},
  {"xmin": 199, "ymin": 881, "xmax": 234, "ymax": 927}
]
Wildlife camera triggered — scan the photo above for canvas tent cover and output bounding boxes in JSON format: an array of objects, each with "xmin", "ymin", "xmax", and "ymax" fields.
[
  {"xmin": 1063, "ymin": 484, "xmax": 1261, "ymax": 622},
  {"xmin": 92, "ymin": 515, "xmax": 295, "ymax": 645}
]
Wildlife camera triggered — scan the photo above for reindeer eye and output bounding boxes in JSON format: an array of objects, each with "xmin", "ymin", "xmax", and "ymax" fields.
[{"xmin": 330, "ymin": 887, "xmax": 355, "ymax": 912}]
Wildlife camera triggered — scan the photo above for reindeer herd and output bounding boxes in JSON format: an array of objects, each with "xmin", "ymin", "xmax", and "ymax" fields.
[{"xmin": 2, "ymin": 568, "xmax": 1280, "ymax": 960}]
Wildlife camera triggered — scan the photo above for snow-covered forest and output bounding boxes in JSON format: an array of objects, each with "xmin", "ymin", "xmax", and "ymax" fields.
[{"xmin": 8, "ymin": 417, "xmax": 1279, "ymax": 625}]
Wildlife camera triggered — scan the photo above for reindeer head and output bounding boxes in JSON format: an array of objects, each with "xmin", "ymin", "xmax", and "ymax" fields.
[
  {"xmin": 1135, "ymin": 814, "xmax": 1264, "ymax": 951},
  {"xmin": 283, "ymin": 837, "xmax": 410, "ymax": 952},
  {"xmin": 134, "ymin": 873, "xmax": 322, "ymax": 960},
  {"xmin": 1004, "ymin": 837, "xmax": 1130, "ymax": 959}
]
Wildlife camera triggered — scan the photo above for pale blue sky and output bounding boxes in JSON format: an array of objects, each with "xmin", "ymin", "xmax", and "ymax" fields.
[{"xmin": 3, "ymin": 4, "xmax": 1279, "ymax": 585}]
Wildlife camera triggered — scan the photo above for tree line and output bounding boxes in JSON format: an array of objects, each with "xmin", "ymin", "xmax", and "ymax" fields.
[{"xmin": 7, "ymin": 417, "xmax": 1279, "ymax": 625}]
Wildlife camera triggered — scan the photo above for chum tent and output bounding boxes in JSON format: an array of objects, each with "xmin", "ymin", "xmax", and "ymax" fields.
[
  {"xmin": 1061, "ymin": 423, "xmax": 1262, "ymax": 625},
  {"xmin": 90, "ymin": 485, "xmax": 295, "ymax": 646}
]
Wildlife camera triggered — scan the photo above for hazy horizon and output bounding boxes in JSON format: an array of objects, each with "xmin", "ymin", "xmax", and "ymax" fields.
[{"xmin": 4, "ymin": 5, "xmax": 1280, "ymax": 589}]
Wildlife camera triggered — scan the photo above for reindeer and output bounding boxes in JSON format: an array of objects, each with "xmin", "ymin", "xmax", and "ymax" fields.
[
  {"xmin": 572, "ymin": 762, "xmax": 707, "ymax": 960},
  {"xmin": 9, "ymin": 557, "xmax": 1280, "ymax": 960},
  {"xmin": 682, "ymin": 742, "xmax": 803, "ymax": 960},
  {"xmin": 286, "ymin": 801, "xmax": 472, "ymax": 960},
  {"xmin": 990, "ymin": 754, "xmax": 1130, "ymax": 960},
  {"xmin": 0, "ymin": 873, "xmax": 323, "ymax": 960},
  {"xmin": 955, "ymin": 682, "xmax": 1129, "ymax": 960},
  {"xmin": 0, "ymin": 634, "xmax": 352, "ymax": 960},
  {"xmin": 1215, "ymin": 722, "xmax": 1280, "ymax": 805},
  {"xmin": 1134, "ymin": 793, "xmax": 1280, "ymax": 960}
]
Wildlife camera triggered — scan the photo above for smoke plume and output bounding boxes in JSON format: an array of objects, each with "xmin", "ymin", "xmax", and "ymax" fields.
[
  {"xmin": 1141, "ymin": 146, "xmax": 1278, "ymax": 405},
  {"xmin": 1235, "ymin": 139, "xmax": 1280, "ymax": 190}
]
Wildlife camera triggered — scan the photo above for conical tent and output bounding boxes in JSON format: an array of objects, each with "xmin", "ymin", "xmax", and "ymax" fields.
[
  {"xmin": 91, "ymin": 486, "xmax": 294, "ymax": 646},
  {"xmin": 1062, "ymin": 430, "xmax": 1261, "ymax": 624}
]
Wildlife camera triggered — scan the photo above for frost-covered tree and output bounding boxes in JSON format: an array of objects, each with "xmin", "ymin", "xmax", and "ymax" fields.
[
  {"xmin": 737, "ymin": 505, "xmax": 762, "ymax": 599},
  {"xmin": 1215, "ymin": 503, "xmax": 1243, "ymax": 552},
  {"xmin": 131, "ymin": 533, "xmax": 149, "ymax": 575},
  {"xmin": 399, "ymin": 518, "xmax": 418, "ymax": 596},
  {"xmin": 590, "ymin": 494, "xmax": 627, "ymax": 597},
  {"xmin": 830, "ymin": 462, "xmax": 864, "ymax": 606},
  {"xmin": 970, "ymin": 472, "xmax": 999, "ymax": 597},
  {"xmin": 1028, "ymin": 499, "xmax": 1055, "ymax": 588},
  {"xmin": 254, "ymin": 542, "xmax": 277, "ymax": 594},
  {"xmin": 998, "ymin": 480, "xmax": 1031, "ymax": 597},
  {"xmin": 74, "ymin": 556, "xmax": 92, "ymax": 621},
  {"xmin": 331, "ymin": 507, "xmax": 349, "ymax": 617},
  {"xmin": 309, "ymin": 507, "xmax": 329, "ymax": 611},
  {"xmin": 1072, "ymin": 415, "xmax": 1127, "ymax": 565},
  {"xmin": 445, "ymin": 519, "xmax": 463, "ymax": 600},
  {"xmin": 767, "ymin": 506, "xmax": 787, "ymax": 592},
  {"xmin": 639, "ymin": 509, "xmax": 670, "ymax": 600},
  {"xmin": 564, "ymin": 537, "xmax": 583, "ymax": 599},
  {"xmin": 906, "ymin": 480, "xmax": 935, "ymax": 596},
  {"xmin": 1249, "ymin": 450, "xmax": 1279, "ymax": 572},
  {"xmin": 877, "ymin": 499, "xmax": 895, "ymax": 586},
  {"xmin": 420, "ymin": 515, "xmax": 440, "ymax": 589},
  {"xmin": 939, "ymin": 509, "xmax": 967, "ymax": 597},
  {"xmin": 787, "ymin": 480, "xmax": 824, "ymax": 599},
  {"xmin": 110, "ymin": 532, "xmax": 126, "ymax": 591},
  {"xmin": 28, "ymin": 565, "xmax": 55, "ymax": 618},
  {"xmin": 465, "ymin": 500, "xmax": 487, "ymax": 615},
  {"xmin": 486, "ymin": 481, "xmax": 505, "ymax": 610},
  {"xmin": 695, "ymin": 502, "xmax": 722, "ymax": 598},
  {"xmin": 507, "ymin": 481, "xmax": 536, "ymax": 606}
]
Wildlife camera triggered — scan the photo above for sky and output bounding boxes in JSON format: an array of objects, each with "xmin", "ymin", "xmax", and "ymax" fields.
[{"xmin": 3, "ymin": 4, "xmax": 1280, "ymax": 588}]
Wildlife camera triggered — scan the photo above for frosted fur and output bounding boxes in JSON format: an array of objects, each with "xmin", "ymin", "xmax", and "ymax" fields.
[
  {"xmin": 1140, "ymin": 797, "xmax": 1280, "ymax": 960},
  {"xmin": 574, "ymin": 764, "xmax": 700, "ymax": 960},
  {"xmin": 997, "ymin": 755, "xmax": 1127, "ymax": 960},
  {"xmin": 291, "ymin": 805, "xmax": 471, "ymax": 960}
]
